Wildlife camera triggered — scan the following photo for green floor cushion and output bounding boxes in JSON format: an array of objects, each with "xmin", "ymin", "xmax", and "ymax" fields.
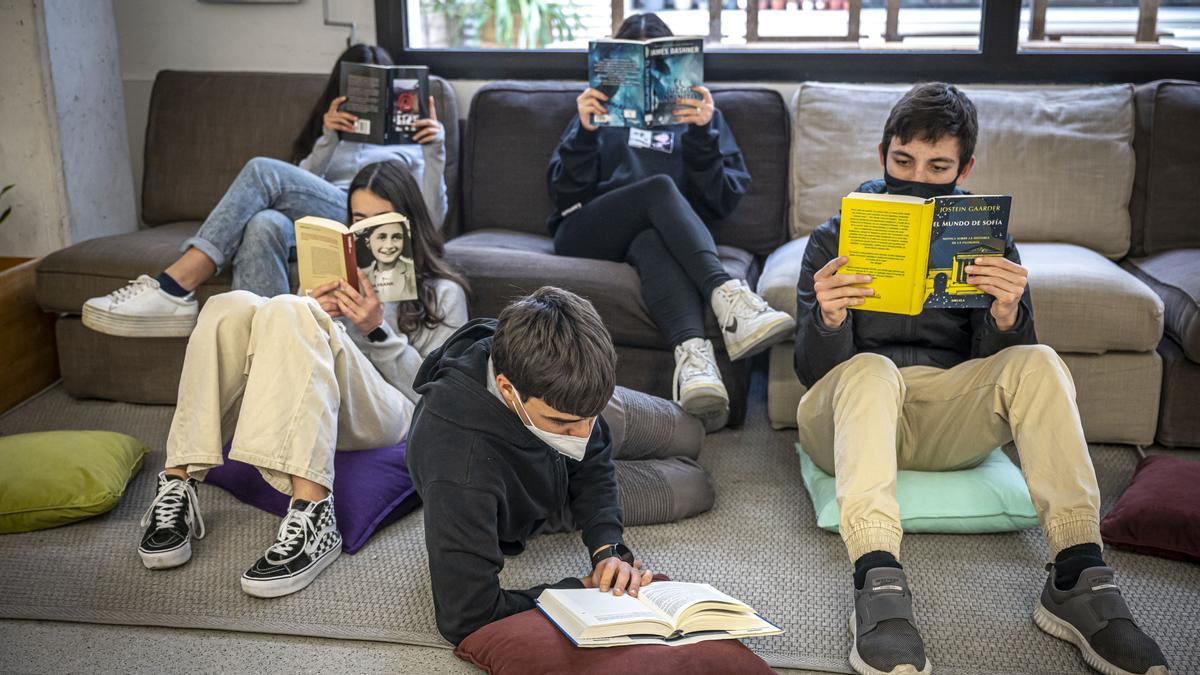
[
  {"xmin": 0, "ymin": 431, "xmax": 148, "ymax": 533},
  {"xmin": 796, "ymin": 444, "xmax": 1039, "ymax": 534}
]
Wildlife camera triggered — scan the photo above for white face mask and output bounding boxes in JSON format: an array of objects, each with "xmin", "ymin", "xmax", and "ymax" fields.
[{"xmin": 508, "ymin": 386, "xmax": 593, "ymax": 462}]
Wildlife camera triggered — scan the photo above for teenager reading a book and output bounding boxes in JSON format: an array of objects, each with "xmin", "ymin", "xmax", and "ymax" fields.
[
  {"xmin": 548, "ymin": 13, "xmax": 794, "ymax": 431},
  {"xmin": 135, "ymin": 161, "xmax": 469, "ymax": 598},
  {"xmin": 408, "ymin": 287, "xmax": 706, "ymax": 645},
  {"xmin": 83, "ymin": 44, "xmax": 447, "ymax": 338},
  {"xmin": 793, "ymin": 83, "xmax": 1169, "ymax": 675}
]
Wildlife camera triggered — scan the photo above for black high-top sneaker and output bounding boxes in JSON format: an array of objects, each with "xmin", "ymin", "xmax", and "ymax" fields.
[
  {"xmin": 241, "ymin": 495, "xmax": 342, "ymax": 598},
  {"xmin": 138, "ymin": 471, "xmax": 206, "ymax": 569}
]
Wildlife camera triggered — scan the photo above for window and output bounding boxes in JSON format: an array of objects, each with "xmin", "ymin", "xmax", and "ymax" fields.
[{"xmin": 378, "ymin": 0, "xmax": 1200, "ymax": 81}]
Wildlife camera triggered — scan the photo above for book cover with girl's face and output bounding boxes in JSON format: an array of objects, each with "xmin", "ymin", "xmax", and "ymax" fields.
[{"xmin": 355, "ymin": 218, "xmax": 417, "ymax": 303}]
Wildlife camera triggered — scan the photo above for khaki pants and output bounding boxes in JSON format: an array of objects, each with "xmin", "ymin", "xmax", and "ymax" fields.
[
  {"xmin": 166, "ymin": 291, "xmax": 414, "ymax": 494},
  {"xmin": 796, "ymin": 345, "xmax": 1102, "ymax": 562}
]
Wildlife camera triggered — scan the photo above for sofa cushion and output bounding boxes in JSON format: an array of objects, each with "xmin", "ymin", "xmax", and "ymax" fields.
[
  {"xmin": 36, "ymin": 222, "xmax": 250, "ymax": 314},
  {"xmin": 1156, "ymin": 336, "xmax": 1200, "ymax": 448},
  {"xmin": 1023, "ymin": 243, "xmax": 1163, "ymax": 354},
  {"xmin": 445, "ymin": 230, "xmax": 755, "ymax": 350},
  {"xmin": 790, "ymin": 82, "xmax": 1136, "ymax": 259},
  {"xmin": 756, "ymin": 238, "xmax": 1164, "ymax": 354},
  {"xmin": 142, "ymin": 71, "xmax": 460, "ymax": 231},
  {"xmin": 463, "ymin": 82, "xmax": 789, "ymax": 256},
  {"xmin": 1123, "ymin": 249, "xmax": 1200, "ymax": 362},
  {"xmin": 1130, "ymin": 80, "xmax": 1200, "ymax": 257}
]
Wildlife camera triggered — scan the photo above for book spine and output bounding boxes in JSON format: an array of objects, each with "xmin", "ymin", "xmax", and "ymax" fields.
[
  {"xmin": 912, "ymin": 201, "xmax": 935, "ymax": 315},
  {"xmin": 343, "ymin": 233, "xmax": 359, "ymax": 290}
]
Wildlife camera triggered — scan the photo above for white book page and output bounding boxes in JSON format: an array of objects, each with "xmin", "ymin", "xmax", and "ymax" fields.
[
  {"xmin": 636, "ymin": 582, "xmax": 749, "ymax": 622},
  {"xmin": 541, "ymin": 588, "xmax": 669, "ymax": 627}
]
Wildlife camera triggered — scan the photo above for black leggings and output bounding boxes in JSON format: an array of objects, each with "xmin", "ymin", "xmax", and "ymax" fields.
[{"xmin": 553, "ymin": 176, "xmax": 732, "ymax": 346}]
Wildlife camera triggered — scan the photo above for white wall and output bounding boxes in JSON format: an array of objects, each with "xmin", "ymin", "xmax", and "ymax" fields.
[
  {"xmin": 0, "ymin": 0, "xmax": 136, "ymax": 258},
  {"xmin": 0, "ymin": 1, "xmax": 69, "ymax": 258}
]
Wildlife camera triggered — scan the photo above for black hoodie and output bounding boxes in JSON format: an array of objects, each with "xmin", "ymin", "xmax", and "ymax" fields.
[{"xmin": 407, "ymin": 319, "xmax": 624, "ymax": 645}]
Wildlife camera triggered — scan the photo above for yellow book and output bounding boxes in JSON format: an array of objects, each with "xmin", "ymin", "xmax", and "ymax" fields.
[{"xmin": 837, "ymin": 192, "xmax": 1012, "ymax": 316}]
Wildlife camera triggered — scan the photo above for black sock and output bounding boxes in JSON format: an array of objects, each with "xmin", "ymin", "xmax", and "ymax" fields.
[
  {"xmin": 156, "ymin": 272, "xmax": 190, "ymax": 298},
  {"xmin": 854, "ymin": 550, "xmax": 901, "ymax": 590},
  {"xmin": 1054, "ymin": 543, "xmax": 1106, "ymax": 590}
]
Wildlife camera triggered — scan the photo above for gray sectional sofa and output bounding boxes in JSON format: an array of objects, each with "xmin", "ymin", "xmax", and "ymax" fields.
[{"xmin": 31, "ymin": 71, "xmax": 1199, "ymax": 448}]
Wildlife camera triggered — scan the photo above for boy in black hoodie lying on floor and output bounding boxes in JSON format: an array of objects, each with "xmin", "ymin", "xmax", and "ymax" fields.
[{"xmin": 408, "ymin": 286, "xmax": 653, "ymax": 645}]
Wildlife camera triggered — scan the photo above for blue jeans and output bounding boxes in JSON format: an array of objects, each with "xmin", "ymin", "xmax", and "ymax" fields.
[{"xmin": 183, "ymin": 157, "xmax": 347, "ymax": 297}]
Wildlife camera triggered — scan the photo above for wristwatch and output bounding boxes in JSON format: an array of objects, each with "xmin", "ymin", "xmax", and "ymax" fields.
[
  {"xmin": 590, "ymin": 543, "xmax": 634, "ymax": 569},
  {"xmin": 366, "ymin": 325, "xmax": 388, "ymax": 343}
]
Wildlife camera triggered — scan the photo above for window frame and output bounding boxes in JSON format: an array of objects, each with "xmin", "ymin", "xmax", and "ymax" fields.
[{"xmin": 377, "ymin": 0, "xmax": 1200, "ymax": 83}]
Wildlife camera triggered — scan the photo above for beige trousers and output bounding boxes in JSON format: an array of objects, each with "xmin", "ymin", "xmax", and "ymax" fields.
[
  {"xmin": 165, "ymin": 291, "xmax": 414, "ymax": 494},
  {"xmin": 796, "ymin": 345, "xmax": 1102, "ymax": 562}
]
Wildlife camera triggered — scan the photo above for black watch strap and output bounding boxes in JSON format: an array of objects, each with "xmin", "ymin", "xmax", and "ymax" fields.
[
  {"xmin": 366, "ymin": 325, "xmax": 388, "ymax": 343},
  {"xmin": 590, "ymin": 543, "xmax": 634, "ymax": 568}
]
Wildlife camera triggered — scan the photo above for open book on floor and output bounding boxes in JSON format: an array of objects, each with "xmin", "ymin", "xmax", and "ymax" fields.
[
  {"xmin": 536, "ymin": 581, "xmax": 783, "ymax": 648},
  {"xmin": 838, "ymin": 192, "xmax": 1013, "ymax": 315},
  {"xmin": 294, "ymin": 212, "xmax": 417, "ymax": 304}
]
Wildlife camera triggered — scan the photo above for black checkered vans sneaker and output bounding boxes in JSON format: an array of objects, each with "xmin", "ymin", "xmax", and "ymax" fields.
[{"xmin": 240, "ymin": 495, "xmax": 342, "ymax": 598}]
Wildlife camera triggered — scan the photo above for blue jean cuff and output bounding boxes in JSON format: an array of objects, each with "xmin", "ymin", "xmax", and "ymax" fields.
[{"xmin": 182, "ymin": 236, "xmax": 227, "ymax": 271}]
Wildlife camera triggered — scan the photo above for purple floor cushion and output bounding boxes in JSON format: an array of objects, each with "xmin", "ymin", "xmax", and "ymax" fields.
[{"xmin": 205, "ymin": 441, "xmax": 418, "ymax": 554}]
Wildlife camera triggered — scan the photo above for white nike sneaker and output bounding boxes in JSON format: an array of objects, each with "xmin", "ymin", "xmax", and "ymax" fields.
[
  {"xmin": 82, "ymin": 275, "xmax": 198, "ymax": 338},
  {"xmin": 673, "ymin": 338, "xmax": 729, "ymax": 432},
  {"xmin": 710, "ymin": 279, "xmax": 795, "ymax": 361}
]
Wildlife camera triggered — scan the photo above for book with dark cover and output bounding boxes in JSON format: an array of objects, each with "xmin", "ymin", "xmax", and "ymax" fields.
[
  {"xmin": 338, "ymin": 63, "xmax": 429, "ymax": 145},
  {"xmin": 588, "ymin": 37, "xmax": 703, "ymax": 129}
]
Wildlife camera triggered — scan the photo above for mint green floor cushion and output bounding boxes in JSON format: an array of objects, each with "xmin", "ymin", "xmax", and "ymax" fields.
[
  {"xmin": 796, "ymin": 444, "xmax": 1039, "ymax": 533},
  {"xmin": 0, "ymin": 431, "xmax": 148, "ymax": 533}
]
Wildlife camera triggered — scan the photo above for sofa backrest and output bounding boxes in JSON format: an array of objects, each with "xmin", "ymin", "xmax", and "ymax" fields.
[
  {"xmin": 1130, "ymin": 79, "xmax": 1200, "ymax": 257},
  {"xmin": 790, "ymin": 82, "xmax": 1136, "ymax": 260},
  {"xmin": 141, "ymin": 70, "xmax": 461, "ymax": 231},
  {"xmin": 462, "ymin": 81, "xmax": 790, "ymax": 257}
]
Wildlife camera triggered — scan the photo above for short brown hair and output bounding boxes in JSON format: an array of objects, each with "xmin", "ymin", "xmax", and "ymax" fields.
[
  {"xmin": 882, "ymin": 82, "xmax": 978, "ymax": 170},
  {"xmin": 492, "ymin": 287, "xmax": 617, "ymax": 417}
]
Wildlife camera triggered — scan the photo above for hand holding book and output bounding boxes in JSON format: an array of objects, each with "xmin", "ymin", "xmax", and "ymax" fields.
[
  {"xmin": 577, "ymin": 88, "xmax": 610, "ymax": 132},
  {"xmin": 409, "ymin": 96, "xmax": 443, "ymax": 145},
  {"xmin": 965, "ymin": 255, "xmax": 1028, "ymax": 330},
  {"xmin": 672, "ymin": 85, "xmax": 713, "ymax": 126},
  {"xmin": 813, "ymin": 255, "xmax": 874, "ymax": 330},
  {"xmin": 582, "ymin": 556, "xmax": 654, "ymax": 598}
]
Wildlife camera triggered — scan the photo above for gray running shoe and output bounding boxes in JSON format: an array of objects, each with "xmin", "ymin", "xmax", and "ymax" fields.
[
  {"xmin": 849, "ymin": 567, "xmax": 932, "ymax": 675},
  {"xmin": 1034, "ymin": 564, "xmax": 1170, "ymax": 675}
]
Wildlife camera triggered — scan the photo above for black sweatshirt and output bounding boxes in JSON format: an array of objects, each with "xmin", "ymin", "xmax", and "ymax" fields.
[
  {"xmin": 545, "ymin": 111, "xmax": 751, "ymax": 232},
  {"xmin": 407, "ymin": 319, "xmax": 624, "ymax": 645},
  {"xmin": 794, "ymin": 179, "xmax": 1038, "ymax": 388}
]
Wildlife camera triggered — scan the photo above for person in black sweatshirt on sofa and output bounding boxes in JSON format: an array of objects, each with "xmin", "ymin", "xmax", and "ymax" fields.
[
  {"xmin": 547, "ymin": 13, "xmax": 794, "ymax": 432},
  {"xmin": 407, "ymin": 286, "xmax": 656, "ymax": 645}
]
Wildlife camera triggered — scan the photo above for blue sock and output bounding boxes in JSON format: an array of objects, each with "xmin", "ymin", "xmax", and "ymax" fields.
[{"xmin": 155, "ymin": 272, "xmax": 190, "ymax": 298}]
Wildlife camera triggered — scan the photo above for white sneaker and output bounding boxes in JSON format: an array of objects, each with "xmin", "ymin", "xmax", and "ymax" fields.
[
  {"xmin": 710, "ymin": 279, "xmax": 795, "ymax": 361},
  {"xmin": 82, "ymin": 275, "xmax": 198, "ymax": 338},
  {"xmin": 673, "ymin": 338, "xmax": 730, "ymax": 432}
]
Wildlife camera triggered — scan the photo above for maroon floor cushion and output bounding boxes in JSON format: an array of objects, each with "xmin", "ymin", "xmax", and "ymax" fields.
[
  {"xmin": 204, "ymin": 441, "xmax": 418, "ymax": 554},
  {"xmin": 1100, "ymin": 455, "xmax": 1200, "ymax": 562},
  {"xmin": 454, "ymin": 605, "xmax": 775, "ymax": 675}
]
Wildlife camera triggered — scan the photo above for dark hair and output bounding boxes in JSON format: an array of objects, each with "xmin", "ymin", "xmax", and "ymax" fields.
[
  {"xmin": 347, "ymin": 161, "xmax": 470, "ymax": 334},
  {"xmin": 292, "ymin": 44, "xmax": 394, "ymax": 163},
  {"xmin": 614, "ymin": 13, "xmax": 673, "ymax": 40},
  {"xmin": 354, "ymin": 219, "xmax": 414, "ymax": 268},
  {"xmin": 492, "ymin": 287, "xmax": 617, "ymax": 418},
  {"xmin": 882, "ymin": 82, "xmax": 978, "ymax": 170}
]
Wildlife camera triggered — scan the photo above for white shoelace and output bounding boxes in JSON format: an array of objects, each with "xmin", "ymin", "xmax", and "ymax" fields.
[
  {"xmin": 672, "ymin": 340, "xmax": 719, "ymax": 402},
  {"xmin": 265, "ymin": 508, "xmax": 319, "ymax": 564},
  {"xmin": 716, "ymin": 281, "xmax": 771, "ymax": 335},
  {"xmin": 105, "ymin": 277, "xmax": 156, "ymax": 307},
  {"xmin": 139, "ymin": 476, "xmax": 206, "ymax": 539}
]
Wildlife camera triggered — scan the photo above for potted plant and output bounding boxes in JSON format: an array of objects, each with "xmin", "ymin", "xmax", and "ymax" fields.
[
  {"xmin": 478, "ymin": 0, "xmax": 583, "ymax": 49},
  {"xmin": 0, "ymin": 182, "xmax": 60, "ymax": 413}
]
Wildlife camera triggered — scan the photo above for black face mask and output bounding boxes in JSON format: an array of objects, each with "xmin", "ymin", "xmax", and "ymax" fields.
[{"xmin": 884, "ymin": 170, "xmax": 959, "ymax": 199}]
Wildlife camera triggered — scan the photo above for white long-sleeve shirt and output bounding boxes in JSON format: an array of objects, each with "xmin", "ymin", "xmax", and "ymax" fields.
[{"xmin": 299, "ymin": 129, "xmax": 448, "ymax": 230}]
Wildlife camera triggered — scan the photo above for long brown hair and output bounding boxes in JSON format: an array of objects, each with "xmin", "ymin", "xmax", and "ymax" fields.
[
  {"xmin": 292, "ymin": 44, "xmax": 394, "ymax": 164},
  {"xmin": 348, "ymin": 161, "xmax": 470, "ymax": 333}
]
